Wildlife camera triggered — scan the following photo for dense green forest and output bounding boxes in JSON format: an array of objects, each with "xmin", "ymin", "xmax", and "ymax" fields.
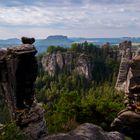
[
  {"xmin": 0, "ymin": 42, "xmax": 125, "ymax": 138},
  {"xmin": 36, "ymin": 42, "xmax": 124, "ymax": 133}
]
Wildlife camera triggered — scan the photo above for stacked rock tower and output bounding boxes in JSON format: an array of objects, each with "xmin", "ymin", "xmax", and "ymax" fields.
[{"xmin": 0, "ymin": 37, "xmax": 47, "ymax": 140}]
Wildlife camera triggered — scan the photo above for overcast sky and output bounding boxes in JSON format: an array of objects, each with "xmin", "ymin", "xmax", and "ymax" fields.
[{"xmin": 0, "ymin": 0, "xmax": 140, "ymax": 39}]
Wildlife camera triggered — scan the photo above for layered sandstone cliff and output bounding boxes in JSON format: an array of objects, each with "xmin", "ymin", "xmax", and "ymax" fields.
[
  {"xmin": 42, "ymin": 51, "xmax": 93, "ymax": 80},
  {"xmin": 0, "ymin": 44, "xmax": 48, "ymax": 140},
  {"xmin": 115, "ymin": 41, "xmax": 132, "ymax": 91}
]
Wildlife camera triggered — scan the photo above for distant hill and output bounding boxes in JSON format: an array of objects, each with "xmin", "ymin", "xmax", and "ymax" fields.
[
  {"xmin": 0, "ymin": 38, "xmax": 21, "ymax": 48},
  {"xmin": 35, "ymin": 35, "xmax": 73, "ymax": 53},
  {"xmin": 70, "ymin": 37, "xmax": 140, "ymax": 45},
  {"xmin": 0, "ymin": 36, "xmax": 140, "ymax": 53},
  {"xmin": 0, "ymin": 36, "xmax": 73, "ymax": 53}
]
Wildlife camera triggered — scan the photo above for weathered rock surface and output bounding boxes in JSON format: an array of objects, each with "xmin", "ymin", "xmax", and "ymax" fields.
[
  {"xmin": 18, "ymin": 104, "xmax": 48, "ymax": 140},
  {"xmin": 0, "ymin": 43, "xmax": 48, "ymax": 140},
  {"xmin": 21, "ymin": 37, "xmax": 35, "ymax": 44},
  {"xmin": 45, "ymin": 123, "xmax": 124, "ymax": 140},
  {"xmin": 75, "ymin": 54, "xmax": 92, "ymax": 79},
  {"xmin": 0, "ymin": 124, "xmax": 4, "ymax": 132},
  {"xmin": 115, "ymin": 41, "xmax": 132, "ymax": 91},
  {"xmin": 42, "ymin": 51, "xmax": 93, "ymax": 79},
  {"xmin": 111, "ymin": 110, "xmax": 140, "ymax": 140},
  {"xmin": 112, "ymin": 45, "xmax": 140, "ymax": 140}
]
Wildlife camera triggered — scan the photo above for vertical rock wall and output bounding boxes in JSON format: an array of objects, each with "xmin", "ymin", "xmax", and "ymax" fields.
[
  {"xmin": 0, "ymin": 44, "xmax": 48, "ymax": 140},
  {"xmin": 115, "ymin": 41, "xmax": 132, "ymax": 92},
  {"xmin": 41, "ymin": 52, "xmax": 93, "ymax": 80},
  {"xmin": 112, "ymin": 45, "xmax": 140, "ymax": 140}
]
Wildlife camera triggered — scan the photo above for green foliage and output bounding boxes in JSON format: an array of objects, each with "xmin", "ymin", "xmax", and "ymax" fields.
[
  {"xmin": 35, "ymin": 72, "xmax": 124, "ymax": 134},
  {"xmin": 0, "ymin": 95, "xmax": 10, "ymax": 123},
  {"xmin": 47, "ymin": 45, "xmax": 67, "ymax": 53},
  {"xmin": 0, "ymin": 122, "xmax": 25, "ymax": 140},
  {"xmin": 43, "ymin": 83, "xmax": 124, "ymax": 133},
  {"xmin": 35, "ymin": 42, "xmax": 124, "ymax": 134},
  {"xmin": 69, "ymin": 41, "xmax": 99, "ymax": 55},
  {"xmin": 125, "ymin": 136, "xmax": 133, "ymax": 140}
]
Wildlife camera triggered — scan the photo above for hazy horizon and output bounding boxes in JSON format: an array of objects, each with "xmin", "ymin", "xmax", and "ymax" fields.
[
  {"xmin": 1, "ymin": 35, "xmax": 140, "ymax": 40},
  {"xmin": 0, "ymin": 0, "xmax": 140, "ymax": 39}
]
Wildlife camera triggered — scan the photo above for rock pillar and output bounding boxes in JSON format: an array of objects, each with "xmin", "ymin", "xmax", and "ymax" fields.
[{"xmin": 0, "ymin": 42, "xmax": 48, "ymax": 139}]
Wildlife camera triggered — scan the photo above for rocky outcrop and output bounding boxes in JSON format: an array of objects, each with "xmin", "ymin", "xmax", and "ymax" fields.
[
  {"xmin": 0, "ymin": 124, "xmax": 4, "ymax": 132},
  {"xmin": 42, "ymin": 53, "xmax": 58, "ymax": 76},
  {"xmin": 115, "ymin": 41, "xmax": 132, "ymax": 91},
  {"xmin": 112, "ymin": 110, "xmax": 140, "ymax": 140},
  {"xmin": 75, "ymin": 54, "xmax": 92, "ymax": 79},
  {"xmin": 111, "ymin": 110, "xmax": 140, "ymax": 140},
  {"xmin": 21, "ymin": 37, "xmax": 35, "ymax": 44},
  {"xmin": 17, "ymin": 104, "xmax": 47, "ymax": 140},
  {"xmin": 0, "ymin": 43, "xmax": 48, "ymax": 140},
  {"xmin": 112, "ymin": 47, "xmax": 140, "ymax": 140},
  {"xmin": 42, "ymin": 51, "xmax": 93, "ymax": 79},
  {"xmin": 45, "ymin": 123, "xmax": 124, "ymax": 140}
]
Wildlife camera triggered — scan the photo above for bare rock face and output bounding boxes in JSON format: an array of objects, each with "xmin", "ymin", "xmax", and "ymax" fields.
[
  {"xmin": 56, "ymin": 51, "xmax": 64, "ymax": 69},
  {"xmin": 21, "ymin": 37, "xmax": 35, "ymax": 44},
  {"xmin": 0, "ymin": 124, "xmax": 4, "ymax": 132},
  {"xmin": 44, "ymin": 53, "xmax": 58, "ymax": 76},
  {"xmin": 115, "ymin": 41, "xmax": 132, "ymax": 92},
  {"xmin": 111, "ymin": 110, "xmax": 140, "ymax": 140},
  {"xmin": 18, "ymin": 104, "xmax": 48, "ymax": 140},
  {"xmin": 0, "ymin": 43, "xmax": 48, "ymax": 140},
  {"xmin": 42, "ymin": 52, "xmax": 93, "ymax": 79},
  {"xmin": 119, "ymin": 41, "xmax": 132, "ymax": 55},
  {"xmin": 112, "ymin": 47, "xmax": 140, "ymax": 140},
  {"xmin": 42, "ymin": 51, "xmax": 75, "ymax": 76},
  {"xmin": 45, "ymin": 123, "xmax": 124, "ymax": 140},
  {"xmin": 75, "ymin": 54, "xmax": 92, "ymax": 80}
]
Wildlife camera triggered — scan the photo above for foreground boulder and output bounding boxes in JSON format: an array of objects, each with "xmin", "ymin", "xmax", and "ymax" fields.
[
  {"xmin": 111, "ymin": 110, "xmax": 140, "ymax": 140},
  {"xmin": 45, "ymin": 123, "xmax": 124, "ymax": 140}
]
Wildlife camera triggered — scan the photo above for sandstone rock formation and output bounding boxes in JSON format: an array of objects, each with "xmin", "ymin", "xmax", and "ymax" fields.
[
  {"xmin": 111, "ymin": 110, "xmax": 140, "ymax": 140},
  {"xmin": 0, "ymin": 43, "xmax": 47, "ymax": 139},
  {"xmin": 17, "ymin": 104, "xmax": 47, "ymax": 140},
  {"xmin": 112, "ymin": 45, "xmax": 140, "ymax": 140},
  {"xmin": 0, "ymin": 124, "xmax": 4, "ymax": 132},
  {"xmin": 115, "ymin": 41, "xmax": 132, "ymax": 91},
  {"xmin": 42, "ymin": 51, "xmax": 93, "ymax": 79},
  {"xmin": 75, "ymin": 54, "xmax": 92, "ymax": 79},
  {"xmin": 45, "ymin": 123, "xmax": 124, "ymax": 140},
  {"xmin": 21, "ymin": 37, "xmax": 35, "ymax": 44}
]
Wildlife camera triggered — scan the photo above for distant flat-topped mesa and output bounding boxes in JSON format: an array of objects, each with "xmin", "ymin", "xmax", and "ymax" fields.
[{"xmin": 0, "ymin": 38, "xmax": 48, "ymax": 139}]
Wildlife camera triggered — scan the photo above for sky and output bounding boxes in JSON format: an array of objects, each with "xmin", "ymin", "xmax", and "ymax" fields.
[{"xmin": 0, "ymin": 0, "xmax": 140, "ymax": 39}]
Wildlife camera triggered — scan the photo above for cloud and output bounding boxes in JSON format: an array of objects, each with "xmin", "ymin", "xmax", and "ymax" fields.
[
  {"xmin": 0, "ymin": 0, "xmax": 140, "ymax": 38},
  {"xmin": 89, "ymin": 0, "xmax": 138, "ymax": 5},
  {"xmin": 0, "ymin": 0, "xmax": 85, "ymax": 7}
]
